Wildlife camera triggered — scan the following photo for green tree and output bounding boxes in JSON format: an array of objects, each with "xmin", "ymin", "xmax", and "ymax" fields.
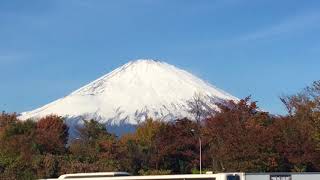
[
  {"xmin": 68, "ymin": 119, "xmax": 120, "ymax": 173},
  {"xmin": 0, "ymin": 116, "xmax": 38, "ymax": 179},
  {"xmin": 117, "ymin": 118, "xmax": 165, "ymax": 174}
]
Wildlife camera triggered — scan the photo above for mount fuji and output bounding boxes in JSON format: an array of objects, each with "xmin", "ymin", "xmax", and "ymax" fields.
[{"xmin": 19, "ymin": 59, "xmax": 238, "ymax": 128}]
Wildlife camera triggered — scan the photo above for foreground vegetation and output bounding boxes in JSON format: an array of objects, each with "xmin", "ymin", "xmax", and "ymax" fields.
[{"xmin": 1, "ymin": 81, "xmax": 320, "ymax": 179}]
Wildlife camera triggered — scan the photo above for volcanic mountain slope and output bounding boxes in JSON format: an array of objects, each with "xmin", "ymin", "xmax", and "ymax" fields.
[{"xmin": 19, "ymin": 59, "xmax": 238, "ymax": 125}]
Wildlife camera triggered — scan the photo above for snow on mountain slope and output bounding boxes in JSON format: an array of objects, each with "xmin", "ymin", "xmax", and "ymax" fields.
[{"xmin": 19, "ymin": 59, "xmax": 238, "ymax": 125}]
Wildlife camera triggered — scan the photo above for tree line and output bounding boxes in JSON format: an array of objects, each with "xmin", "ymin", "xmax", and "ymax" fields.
[{"xmin": 1, "ymin": 81, "xmax": 320, "ymax": 179}]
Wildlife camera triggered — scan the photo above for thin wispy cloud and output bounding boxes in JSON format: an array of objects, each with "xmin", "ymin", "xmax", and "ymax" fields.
[
  {"xmin": 238, "ymin": 11, "xmax": 320, "ymax": 42},
  {"xmin": 0, "ymin": 53, "xmax": 25, "ymax": 64}
]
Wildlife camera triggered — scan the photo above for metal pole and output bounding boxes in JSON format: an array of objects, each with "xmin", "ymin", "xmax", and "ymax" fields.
[
  {"xmin": 199, "ymin": 137, "xmax": 202, "ymax": 174},
  {"xmin": 191, "ymin": 128, "xmax": 202, "ymax": 174}
]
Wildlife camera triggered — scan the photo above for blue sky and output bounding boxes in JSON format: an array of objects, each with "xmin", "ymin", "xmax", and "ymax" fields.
[{"xmin": 1, "ymin": 0, "xmax": 320, "ymax": 115}]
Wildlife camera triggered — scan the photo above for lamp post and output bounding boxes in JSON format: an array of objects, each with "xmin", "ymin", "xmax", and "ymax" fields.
[
  {"xmin": 191, "ymin": 129, "xmax": 202, "ymax": 174},
  {"xmin": 199, "ymin": 136, "xmax": 202, "ymax": 174}
]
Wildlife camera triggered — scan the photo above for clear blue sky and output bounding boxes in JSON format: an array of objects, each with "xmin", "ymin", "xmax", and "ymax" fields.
[{"xmin": 1, "ymin": 0, "xmax": 320, "ymax": 115}]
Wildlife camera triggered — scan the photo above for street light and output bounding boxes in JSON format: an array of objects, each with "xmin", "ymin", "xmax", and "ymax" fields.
[{"xmin": 191, "ymin": 129, "xmax": 202, "ymax": 174}]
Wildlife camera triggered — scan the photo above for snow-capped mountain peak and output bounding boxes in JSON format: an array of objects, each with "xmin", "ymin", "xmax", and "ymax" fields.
[{"xmin": 19, "ymin": 59, "xmax": 238, "ymax": 125}]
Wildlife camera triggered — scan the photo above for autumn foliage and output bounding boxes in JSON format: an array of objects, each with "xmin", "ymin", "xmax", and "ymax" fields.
[
  {"xmin": 35, "ymin": 115, "xmax": 69, "ymax": 154},
  {"xmin": 1, "ymin": 81, "xmax": 320, "ymax": 179},
  {"xmin": 203, "ymin": 98, "xmax": 277, "ymax": 172}
]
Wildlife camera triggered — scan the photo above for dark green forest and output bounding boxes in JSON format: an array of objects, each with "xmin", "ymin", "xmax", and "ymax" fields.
[{"xmin": 1, "ymin": 81, "xmax": 320, "ymax": 179}]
